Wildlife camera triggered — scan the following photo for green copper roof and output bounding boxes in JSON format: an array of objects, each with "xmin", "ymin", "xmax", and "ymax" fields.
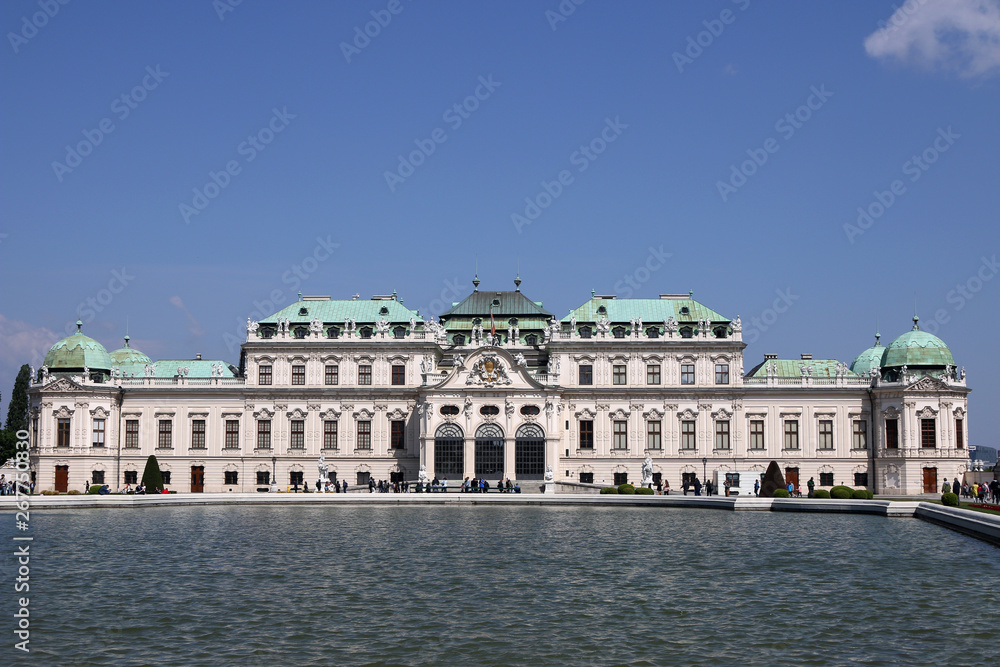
[
  {"xmin": 109, "ymin": 336, "xmax": 152, "ymax": 366},
  {"xmin": 882, "ymin": 317, "xmax": 954, "ymax": 368},
  {"xmin": 43, "ymin": 323, "xmax": 113, "ymax": 371},
  {"xmin": 562, "ymin": 296, "xmax": 729, "ymax": 324},
  {"xmin": 115, "ymin": 359, "xmax": 236, "ymax": 379},
  {"xmin": 260, "ymin": 297, "xmax": 422, "ymax": 325},
  {"xmin": 441, "ymin": 290, "xmax": 553, "ymax": 320},
  {"xmin": 747, "ymin": 358, "xmax": 857, "ymax": 378},
  {"xmin": 849, "ymin": 339, "xmax": 884, "ymax": 375}
]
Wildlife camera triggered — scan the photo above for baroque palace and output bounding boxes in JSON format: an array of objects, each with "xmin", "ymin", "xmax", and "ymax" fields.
[{"xmin": 26, "ymin": 279, "xmax": 970, "ymax": 495}]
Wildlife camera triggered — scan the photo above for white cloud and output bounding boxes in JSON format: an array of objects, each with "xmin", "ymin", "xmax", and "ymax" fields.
[
  {"xmin": 0, "ymin": 314, "xmax": 59, "ymax": 370},
  {"xmin": 864, "ymin": 0, "xmax": 1000, "ymax": 78},
  {"xmin": 169, "ymin": 296, "xmax": 206, "ymax": 338}
]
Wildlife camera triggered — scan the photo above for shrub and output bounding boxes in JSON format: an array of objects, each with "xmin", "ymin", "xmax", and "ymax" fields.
[
  {"xmin": 141, "ymin": 455, "xmax": 164, "ymax": 493},
  {"xmin": 772, "ymin": 488, "xmax": 790, "ymax": 498},
  {"xmin": 813, "ymin": 489, "xmax": 831, "ymax": 499},
  {"xmin": 618, "ymin": 483, "xmax": 635, "ymax": 495},
  {"xmin": 88, "ymin": 484, "xmax": 103, "ymax": 494},
  {"xmin": 941, "ymin": 492, "xmax": 959, "ymax": 507},
  {"xmin": 600, "ymin": 487, "xmax": 618, "ymax": 494},
  {"xmin": 635, "ymin": 487, "xmax": 654, "ymax": 495},
  {"xmin": 865, "ymin": 490, "xmax": 874, "ymax": 500},
  {"xmin": 830, "ymin": 485, "xmax": 853, "ymax": 499},
  {"xmin": 851, "ymin": 489, "xmax": 869, "ymax": 500},
  {"xmin": 41, "ymin": 489, "xmax": 58, "ymax": 495},
  {"xmin": 67, "ymin": 490, "xmax": 81, "ymax": 495}
]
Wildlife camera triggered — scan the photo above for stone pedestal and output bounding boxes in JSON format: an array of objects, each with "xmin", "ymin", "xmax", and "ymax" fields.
[
  {"xmin": 269, "ymin": 482, "xmax": 278, "ymax": 493},
  {"xmin": 543, "ymin": 481, "xmax": 555, "ymax": 494}
]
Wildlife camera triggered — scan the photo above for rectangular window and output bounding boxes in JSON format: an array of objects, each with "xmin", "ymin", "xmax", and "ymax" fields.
[
  {"xmin": 256, "ymin": 471, "xmax": 270, "ymax": 486},
  {"xmin": 579, "ymin": 420, "xmax": 594, "ymax": 449},
  {"xmin": 579, "ymin": 364, "xmax": 593, "ymax": 385},
  {"xmin": 158, "ymin": 420, "xmax": 172, "ymax": 448},
  {"xmin": 819, "ymin": 472, "xmax": 834, "ymax": 486},
  {"xmin": 391, "ymin": 364, "xmax": 405, "ymax": 386},
  {"xmin": 92, "ymin": 419, "xmax": 105, "ymax": 447},
  {"xmin": 191, "ymin": 420, "xmax": 206, "ymax": 449},
  {"xmin": 323, "ymin": 420, "xmax": 338, "ymax": 449},
  {"xmin": 357, "ymin": 420, "xmax": 372, "ymax": 450},
  {"xmin": 124, "ymin": 470, "xmax": 137, "ymax": 485},
  {"xmin": 579, "ymin": 472, "xmax": 594, "ymax": 484},
  {"xmin": 57, "ymin": 418, "xmax": 70, "ymax": 447},
  {"xmin": 290, "ymin": 471, "xmax": 304, "ymax": 486},
  {"xmin": 290, "ymin": 420, "xmax": 305, "ymax": 449},
  {"xmin": 784, "ymin": 420, "xmax": 799, "ymax": 450},
  {"xmin": 681, "ymin": 420, "xmax": 696, "ymax": 450},
  {"xmin": 955, "ymin": 419, "xmax": 963, "ymax": 449},
  {"xmin": 358, "ymin": 365, "xmax": 372, "ymax": 385},
  {"xmin": 920, "ymin": 418, "xmax": 936, "ymax": 448},
  {"xmin": 646, "ymin": 420, "xmax": 662, "ymax": 450},
  {"xmin": 161, "ymin": 471, "xmax": 171, "ymax": 485},
  {"xmin": 715, "ymin": 420, "xmax": 731, "ymax": 450},
  {"xmin": 225, "ymin": 420, "xmax": 239, "ymax": 449},
  {"xmin": 259, "ymin": 364, "xmax": 272, "ymax": 385},
  {"xmin": 357, "ymin": 471, "xmax": 371, "ymax": 486},
  {"xmin": 390, "ymin": 420, "xmax": 405, "ymax": 449},
  {"xmin": 853, "ymin": 420, "xmax": 867, "ymax": 450},
  {"xmin": 257, "ymin": 420, "xmax": 271, "ymax": 449},
  {"xmin": 291, "ymin": 364, "xmax": 305, "ymax": 385},
  {"xmin": 749, "ymin": 420, "xmax": 764, "ymax": 450},
  {"xmin": 681, "ymin": 364, "xmax": 695, "ymax": 385},
  {"xmin": 612, "ymin": 420, "xmax": 627, "ymax": 450},
  {"xmin": 854, "ymin": 472, "xmax": 869, "ymax": 487},
  {"xmin": 224, "ymin": 471, "xmax": 238, "ymax": 485},
  {"xmin": 886, "ymin": 418, "xmax": 899, "ymax": 449},
  {"xmin": 715, "ymin": 363, "xmax": 730, "ymax": 385},
  {"xmin": 125, "ymin": 420, "xmax": 139, "ymax": 448},
  {"xmin": 325, "ymin": 364, "xmax": 339, "ymax": 385},
  {"xmin": 818, "ymin": 420, "xmax": 833, "ymax": 450},
  {"xmin": 92, "ymin": 470, "xmax": 104, "ymax": 485},
  {"xmin": 646, "ymin": 364, "xmax": 661, "ymax": 385},
  {"xmin": 612, "ymin": 365, "xmax": 627, "ymax": 385},
  {"xmin": 613, "ymin": 472, "xmax": 628, "ymax": 486}
]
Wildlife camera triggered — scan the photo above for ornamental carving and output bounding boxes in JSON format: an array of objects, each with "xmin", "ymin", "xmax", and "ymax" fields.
[
  {"xmin": 644, "ymin": 408, "xmax": 664, "ymax": 420},
  {"xmin": 387, "ymin": 408, "xmax": 408, "ymax": 421},
  {"xmin": 882, "ymin": 406, "xmax": 899, "ymax": 419},
  {"xmin": 677, "ymin": 408, "xmax": 698, "ymax": 420},
  {"xmin": 916, "ymin": 406, "xmax": 938, "ymax": 419},
  {"xmin": 466, "ymin": 354, "xmax": 512, "ymax": 388},
  {"xmin": 712, "ymin": 408, "xmax": 731, "ymax": 420}
]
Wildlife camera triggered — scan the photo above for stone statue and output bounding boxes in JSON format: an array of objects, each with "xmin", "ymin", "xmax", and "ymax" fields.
[
  {"xmin": 317, "ymin": 456, "xmax": 329, "ymax": 492},
  {"xmin": 960, "ymin": 366, "xmax": 966, "ymax": 380},
  {"xmin": 376, "ymin": 319, "xmax": 390, "ymax": 336},
  {"xmin": 641, "ymin": 456, "xmax": 654, "ymax": 488},
  {"xmin": 454, "ymin": 353, "xmax": 465, "ymax": 368},
  {"xmin": 733, "ymin": 316, "xmax": 742, "ymax": 332},
  {"xmin": 544, "ymin": 465, "xmax": 554, "ymax": 482},
  {"xmin": 513, "ymin": 353, "xmax": 527, "ymax": 367},
  {"xmin": 420, "ymin": 356, "xmax": 428, "ymax": 373},
  {"xmin": 505, "ymin": 398, "xmax": 515, "ymax": 417},
  {"xmin": 418, "ymin": 464, "xmax": 429, "ymax": 484},
  {"xmin": 597, "ymin": 315, "xmax": 610, "ymax": 336},
  {"xmin": 409, "ymin": 317, "xmax": 416, "ymax": 332}
]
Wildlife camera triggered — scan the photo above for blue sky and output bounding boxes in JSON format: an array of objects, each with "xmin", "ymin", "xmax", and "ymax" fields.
[{"xmin": 1, "ymin": 1, "xmax": 998, "ymax": 446}]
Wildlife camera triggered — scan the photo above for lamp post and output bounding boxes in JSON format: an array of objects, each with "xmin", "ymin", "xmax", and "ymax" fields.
[
  {"xmin": 702, "ymin": 456, "xmax": 707, "ymax": 483},
  {"xmin": 270, "ymin": 455, "xmax": 278, "ymax": 493}
]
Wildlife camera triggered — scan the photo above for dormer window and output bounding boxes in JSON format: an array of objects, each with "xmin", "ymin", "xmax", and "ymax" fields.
[
  {"xmin": 260, "ymin": 328, "xmax": 274, "ymax": 339},
  {"xmin": 524, "ymin": 334, "xmax": 538, "ymax": 346},
  {"xmin": 579, "ymin": 326, "xmax": 593, "ymax": 339},
  {"xmin": 612, "ymin": 326, "xmax": 626, "ymax": 339},
  {"xmin": 293, "ymin": 327, "xmax": 308, "ymax": 339},
  {"xmin": 679, "ymin": 327, "xmax": 693, "ymax": 338},
  {"xmin": 393, "ymin": 326, "xmax": 406, "ymax": 339},
  {"xmin": 492, "ymin": 298, "xmax": 501, "ymax": 307},
  {"xmin": 508, "ymin": 317, "xmax": 518, "ymax": 326},
  {"xmin": 680, "ymin": 306, "xmax": 690, "ymax": 316},
  {"xmin": 646, "ymin": 327, "xmax": 659, "ymax": 338},
  {"xmin": 359, "ymin": 327, "xmax": 373, "ymax": 339},
  {"xmin": 326, "ymin": 327, "xmax": 340, "ymax": 339},
  {"xmin": 597, "ymin": 306, "xmax": 607, "ymax": 315},
  {"xmin": 298, "ymin": 307, "xmax": 308, "ymax": 316},
  {"xmin": 379, "ymin": 306, "xmax": 389, "ymax": 315},
  {"xmin": 713, "ymin": 326, "xmax": 728, "ymax": 339},
  {"xmin": 453, "ymin": 334, "xmax": 465, "ymax": 346}
]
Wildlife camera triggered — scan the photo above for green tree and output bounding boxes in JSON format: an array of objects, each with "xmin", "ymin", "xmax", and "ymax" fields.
[
  {"xmin": 0, "ymin": 430, "xmax": 16, "ymax": 466},
  {"xmin": 141, "ymin": 455, "xmax": 164, "ymax": 492},
  {"xmin": 5, "ymin": 364, "xmax": 30, "ymax": 433}
]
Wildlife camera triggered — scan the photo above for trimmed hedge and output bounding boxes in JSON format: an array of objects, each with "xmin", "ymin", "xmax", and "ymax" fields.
[
  {"xmin": 851, "ymin": 489, "xmax": 868, "ymax": 500},
  {"xmin": 830, "ymin": 485, "xmax": 853, "ymax": 499},
  {"xmin": 942, "ymin": 492, "xmax": 959, "ymax": 507},
  {"xmin": 772, "ymin": 488, "xmax": 790, "ymax": 498},
  {"xmin": 813, "ymin": 489, "xmax": 831, "ymax": 499},
  {"xmin": 618, "ymin": 483, "xmax": 635, "ymax": 495},
  {"xmin": 600, "ymin": 487, "xmax": 618, "ymax": 494},
  {"xmin": 88, "ymin": 484, "xmax": 103, "ymax": 494},
  {"xmin": 635, "ymin": 487, "xmax": 654, "ymax": 495}
]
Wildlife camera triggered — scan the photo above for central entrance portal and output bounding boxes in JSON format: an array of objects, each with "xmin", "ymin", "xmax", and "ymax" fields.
[
  {"xmin": 474, "ymin": 423, "xmax": 504, "ymax": 479},
  {"xmin": 514, "ymin": 423, "xmax": 545, "ymax": 480}
]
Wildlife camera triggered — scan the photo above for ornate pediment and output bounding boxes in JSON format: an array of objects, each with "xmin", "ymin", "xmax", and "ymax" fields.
[
  {"xmin": 353, "ymin": 408, "xmax": 374, "ymax": 420},
  {"xmin": 712, "ymin": 408, "xmax": 732, "ymax": 420},
  {"xmin": 287, "ymin": 408, "xmax": 308, "ymax": 420},
  {"xmin": 320, "ymin": 407, "xmax": 341, "ymax": 420},
  {"xmin": 254, "ymin": 407, "xmax": 275, "ymax": 419},
  {"xmin": 466, "ymin": 353, "xmax": 513, "ymax": 388},
  {"xmin": 882, "ymin": 406, "xmax": 899, "ymax": 419},
  {"xmin": 677, "ymin": 408, "xmax": 698, "ymax": 420},
  {"xmin": 433, "ymin": 348, "xmax": 541, "ymax": 391},
  {"xmin": 52, "ymin": 405, "xmax": 74, "ymax": 418},
  {"xmin": 906, "ymin": 376, "xmax": 950, "ymax": 393},
  {"xmin": 90, "ymin": 406, "xmax": 109, "ymax": 419},
  {"xmin": 609, "ymin": 408, "xmax": 630, "ymax": 420},
  {"xmin": 916, "ymin": 406, "xmax": 938, "ymax": 419},
  {"xmin": 644, "ymin": 408, "xmax": 664, "ymax": 421},
  {"xmin": 386, "ymin": 408, "xmax": 408, "ymax": 421},
  {"xmin": 42, "ymin": 377, "xmax": 83, "ymax": 393}
]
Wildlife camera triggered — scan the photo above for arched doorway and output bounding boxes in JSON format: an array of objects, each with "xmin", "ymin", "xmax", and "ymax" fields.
[
  {"xmin": 474, "ymin": 423, "xmax": 504, "ymax": 479},
  {"xmin": 515, "ymin": 423, "xmax": 545, "ymax": 480},
  {"xmin": 434, "ymin": 423, "xmax": 464, "ymax": 477}
]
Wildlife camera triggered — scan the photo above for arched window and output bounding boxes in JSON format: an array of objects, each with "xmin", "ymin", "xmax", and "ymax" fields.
[
  {"xmin": 434, "ymin": 423, "xmax": 464, "ymax": 476},
  {"xmin": 515, "ymin": 423, "xmax": 545, "ymax": 479},
  {"xmin": 474, "ymin": 423, "xmax": 504, "ymax": 478}
]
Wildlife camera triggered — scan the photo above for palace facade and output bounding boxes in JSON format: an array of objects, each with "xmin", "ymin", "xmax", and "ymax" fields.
[{"xmin": 26, "ymin": 281, "xmax": 971, "ymax": 495}]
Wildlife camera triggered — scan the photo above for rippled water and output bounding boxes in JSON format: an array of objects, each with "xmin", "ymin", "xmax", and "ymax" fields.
[{"xmin": 2, "ymin": 505, "xmax": 998, "ymax": 665}]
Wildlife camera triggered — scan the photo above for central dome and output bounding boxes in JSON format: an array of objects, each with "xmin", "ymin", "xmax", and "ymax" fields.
[
  {"xmin": 43, "ymin": 322, "xmax": 113, "ymax": 371},
  {"xmin": 109, "ymin": 335, "xmax": 152, "ymax": 366},
  {"xmin": 882, "ymin": 316, "xmax": 955, "ymax": 368}
]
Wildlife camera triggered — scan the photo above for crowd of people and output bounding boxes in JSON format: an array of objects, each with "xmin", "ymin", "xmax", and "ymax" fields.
[
  {"xmin": 957, "ymin": 478, "xmax": 999, "ymax": 504},
  {"xmin": 0, "ymin": 474, "xmax": 31, "ymax": 495}
]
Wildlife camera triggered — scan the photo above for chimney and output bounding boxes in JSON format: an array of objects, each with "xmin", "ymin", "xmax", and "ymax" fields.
[
  {"xmin": 195, "ymin": 353, "xmax": 202, "ymax": 360},
  {"xmin": 800, "ymin": 353, "xmax": 812, "ymax": 360},
  {"xmin": 764, "ymin": 354, "xmax": 778, "ymax": 360}
]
